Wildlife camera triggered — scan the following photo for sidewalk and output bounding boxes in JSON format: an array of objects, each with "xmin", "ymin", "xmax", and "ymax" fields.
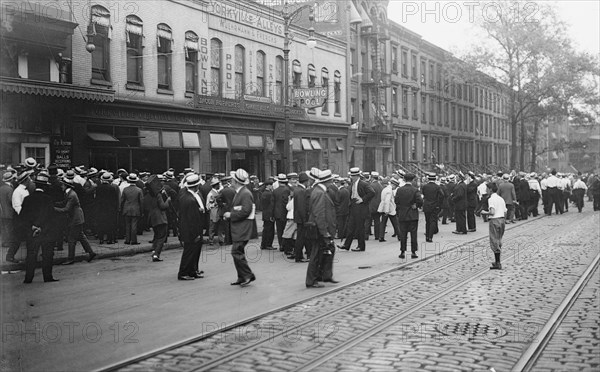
[{"xmin": 1, "ymin": 211, "xmax": 265, "ymax": 272}]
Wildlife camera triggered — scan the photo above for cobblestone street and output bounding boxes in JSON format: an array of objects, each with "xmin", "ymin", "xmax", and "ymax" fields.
[{"xmin": 114, "ymin": 211, "xmax": 599, "ymax": 372}]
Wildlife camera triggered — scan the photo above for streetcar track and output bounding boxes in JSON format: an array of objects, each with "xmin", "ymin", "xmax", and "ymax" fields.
[{"xmin": 101, "ymin": 215, "xmax": 556, "ymax": 372}]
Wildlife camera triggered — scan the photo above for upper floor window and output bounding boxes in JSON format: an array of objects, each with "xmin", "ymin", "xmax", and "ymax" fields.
[
  {"xmin": 156, "ymin": 23, "xmax": 173, "ymax": 91},
  {"xmin": 275, "ymin": 56, "xmax": 283, "ymax": 104},
  {"xmin": 185, "ymin": 31, "xmax": 199, "ymax": 94},
  {"xmin": 292, "ymin": 60, "xmax": 301, "ymax": 88},
  {"xmin": 392, "ymin": 87, "xmax": 398, "ymax": 116},
  {"xmin": 429, "ymin": 62, "xmax": 434, "ymax": 87},
  {"xmin": 402, "ymin": 88, "xmax": 408, "ymax": 117},
  {"xmin": 420, "ymin": 59, "xmax": 426, "ymax": 85},
  {"xmin": 308, "ymin": 64, "xmax": 316, "ymax": 88},
  {"xmin": 210, "ymin": 38, "xmax": 222, "ymax": 97},
  {"xmin": 256, "ymin": 50, "xmax": 266, "ymax": 97},
  {"xmin": 91, "ymin": 5, "xmax": 111, "ymax": 82},
  {"xmin": 392, "ymin": 45, "xmax": 398, "ymax": 73},
  {"xmin": 350, "ymin": 48, "xmax": 357, "ymax": 76},
  {"xmin": 126, "ymin": 15, "xmax": 143, "ymax": 86},
  {"xmin": 322, "ymin": 67, "xmax": 329, "ymax": 114},
  {"xmin": 334, "ymin": 70, "xmax": 341, "ymax": 115},
  {"xmin": 234, "ymin": 45, "xmax": 245, "ymax": 98},
  {"xmin": 411, "ymin": 53, "xmax": 417, "ymax": 80},
  {"xmin": 401, "ymin": 49, "xmax": 408, "ymax": 77}
]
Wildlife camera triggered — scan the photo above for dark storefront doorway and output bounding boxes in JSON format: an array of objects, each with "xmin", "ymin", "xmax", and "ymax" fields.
[
  {"xmin": 231, "ymin": 150, "xmax": 264, "ymax": 179},
  {"xmin": 90, "ymin": 148, "xmax": 191, "ymax": 174},
  {"xmin": 364, "ymin": 147, "xmax": 376, "ymax": 172}
]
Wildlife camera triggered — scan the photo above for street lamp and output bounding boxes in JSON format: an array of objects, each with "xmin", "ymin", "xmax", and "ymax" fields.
[{"xmin": 282, "ymin": 1, "xmax": 316, "ymax": 173}]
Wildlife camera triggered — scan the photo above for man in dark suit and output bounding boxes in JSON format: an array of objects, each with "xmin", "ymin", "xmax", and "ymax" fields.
[
  {"xmin": 272, "ymin": 174, "xmax": 290, "ymax": 251},
  {"xmin": 223, "ymin": 169, "xmax": 256, "ymax": 287},
  {"xmin": 340, "ymin": 167, "xmax": 375, "ymax": 252},
  {"xmin": 452, "ymin": 173, "xmax": 468, "ymax": 234},
  {"xmin": 395, "ymin": 173, "xmax": 423, "ymax": 259},
  {"xmin": 177, "ymin": 174, "xmax": 206, "ymax": 280},
  {"xmin": 445, "ymin": 175, "xmax": 457, "ymax": 223},
  {"xmin": 259, "ymin": 180, "xmax": 276, "ymax": 250},
  {"xmin": 217, "ymin": 176, "xmax": 235, "ymax": 245},
  {"xmin": 21, "ymin": 172, "xmax": 60, "ymax": 283},
  {"xmin": 335, "ymin": 178, "xmax": 350, "ymax": 240},
  {"xmin": 120, "ymin": 173, "xmax": 143, "ymax": 245},
  {"xmin": 366, "ymin": 172, "xmax": 383, "ymax": 241},
  {"xmin": 498, "ymin": 174, "xmax": 517, "ymax": 223},
  {"xmin": 305, "ymin": 169, "xmax": 338, "ymax": 288},
  {"xmin": 293, "ymin": 173, "xmax": 311, "ymax": 262},
  {"xmin": 421, "ymin": 173, "xmax": 444, "ymax": 242},
  {"xmin": 466, "ymin": 171, "xmax": 479, "ymax": 232}
]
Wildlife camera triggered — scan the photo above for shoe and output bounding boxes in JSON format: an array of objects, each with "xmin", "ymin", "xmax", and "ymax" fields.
[
  {"xmin": 261, "ymin": 247, "xmax": 277, "ymax": 250},
  {"xmin": 295, "ymin": 259, "xmax": 309, "ymax": 263},
  {"xmin": 490, "ymin": 263, "xmax": 502, "ymax": 270},
  {"xmin": 411, "ymin": 253, "xmax": 419, "ymax": 259},
  {"xmin": 399, "ymin": 253, "xmax": 406, "ymax": 259},
  {"xmin": 379, "ymin": 239, "xmax": 387, "ymax": 242},
  {"xmin": 124, "ymin": 241, "xmax": 130, "ymax": 245},
  {"xmin": 350, "ymin": 247, "xmax": 365, "ymax": 252},
  {"xmin": 452, "ymin": 231, "xmax": 467, "ymax": 235},
  {"xmin": 426, "ymin": 238, "xmax": 433, "ymax": 242},
  {"xmin": 306, "ymin": 283, "xmax": 324, "ymax": 288},
  {"xmin": 239, "ymin": 275, "xmax": 255, "ymax": 287},
  {"xmin": 192, "ymin": 272, "xmax": 204, "ymax": 278},
  {"xmin": 44, "ymin": 278, "xmax": 59, "ymax": 283},
  {"xmin": 87, "ymin": 252, "xmax": 97, "ymax": 262},
  {"xmin": 152, "ymin": 255, "xmax": 163, "ymax": 262},
  {"xmin": 61, "ymin": 260, "xmax": 75, "ymax": 265},
  {"xmin": 130, "ymin": 242, "xmax": 140, "ymax": 245},
  {"xmin": 467, "ymin": 229, "xmax": 476, "ymax": 232},
  {"xmin": 6, "ymin": 258, "xmax": 20, "ymax": 264},
  {"xmin": 178, "ymin": 276, "xmax": 195, "ymax": 281},
  {"xmin": 337, "ymin": 245, "xmax": 349, "ymax": 251},
  {"xmin": 323, "ymin": 279, "xmax": 339, "ymax": 283},
  {"xmin": 23, "ymin": 279, "xmax": 32, "ymax": 284},
  {"xmin": 230, "ymin": 280, "xmax": 243, "ymax": 285}
]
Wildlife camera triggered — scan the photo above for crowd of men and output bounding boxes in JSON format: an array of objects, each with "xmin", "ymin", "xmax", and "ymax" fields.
[{"xmin": 1, "ymin": 157, "xmax": 599, "ymax": 286}]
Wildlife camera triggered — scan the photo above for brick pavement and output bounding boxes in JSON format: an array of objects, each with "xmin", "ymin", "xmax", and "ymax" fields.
[{"xmin": 116, "ymin": 210, "xmax": 599, "ymax": 372}]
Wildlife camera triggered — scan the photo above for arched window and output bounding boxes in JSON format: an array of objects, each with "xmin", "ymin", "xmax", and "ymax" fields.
[
  {"xmin": 321, "ymin": 67, "xmax": 329, "ymax": 114},
  {"xmin": 210, "ymin": 38, "xmax": 222, "ymax": 97},
  {"xmin": 156, "ymin": 23, "xmax": 173, "ymax": 90},
  {"xmin": 90, "ymin": 5, "xmax": 111, "ymax": 82},
  {"xmin": 256, "ymin": 50, "xmax": 266, "ymax": 97},
  {"xmin": 307, "ymin": 64, "xmax": 316, "ymax": 87},
  {"xmin": 234, "ymin": 44, "xmax": 245, "ymax": 98},
  {"xmin": 334, "ymin": 70, "xmax": 341, "ymax": 114},
  {"xmin": 275, "ymin": 56, "xmax": 283, "ymax": 104},
  {"xmin": 185, "ymin": 31, "xmax": 199, "ymax": 94},
  {"xmin": 292, "ymin": 60, "xmax": 301, "ymax": 88},
  {"xmin": 126, "ymin": 15, "xmax": 143, "ymax": 85}
]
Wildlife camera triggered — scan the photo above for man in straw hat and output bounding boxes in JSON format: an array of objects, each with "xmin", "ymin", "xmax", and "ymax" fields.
[
  {"xmin": 54, "ymin": 170, "xmax": 96, "ymax": 265},
  {"xmin": 120, "ymin": 173, "xmax": 143, "ymax": 245},
  {"xmin": 421, "ymin": 172, "xmax": 444, "ymax": 242},
  {"xmin": 340, "ymin": 167, "xmax": 375, "ymax": 252},
  {"xmin": 480, "ymin": 181, "xmax": 507, "ymax": 270},
  {"xmin": 177, "ymin": 173, "xmax": 207, "ymax": 280},
  {"xmin": 223, "ymin": 169, "xmax": 256, "ymax": 287},
  {"xmin": 395, "ymin": 173, "xmax": 423, "ymax": 259},
  {"xmin": 21, "ymin": 172, "xmax": 61, "ymax": 283}
]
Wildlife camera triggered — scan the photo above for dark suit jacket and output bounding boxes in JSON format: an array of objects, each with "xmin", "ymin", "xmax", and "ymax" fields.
[
  {"xmin": 369, "ymin": 181, "xmax": 383, "ymax": 214},
  {"xmin": 19, "ymin": 190, "xmax": 61, "ymax": 243},
  {"xmin": 54, "ymin": 188, "xmax": 85, "ymax": 226},
  {"xmin": 293, "ymin": 185, "xmax": 309, "ymax": 224},
  {"xmin": 452, "ymin": 182, "xmax": 468, "ymax": 210},
  {"xmin": 349, "ymin": 180, "xmax": 375, "ymax": 206},
  {"xmin": 336, "ymin": 186, "xmax": 350, "ymax": 216},
  {"xmin": 120, "ymin": 184, "xmax": 143, "ymax": 216},
  {"xmin": 147, "ymin": 192, "xmax": 169, "ymax": 227},
  {"xmin": 218, "ymin": 186, "xmax": 235, "ymax": 218},
  {"xmin": 273, "ymin": 185, "xmax": 290, "ymax": 220},
  {"xmin": 261, "ymin": 189, "xmax": 274, "ymax": 221},
  {"xmin": 421, "ymin": 182, "xmax": 444, "ymax": 212},
  {"xmin": 178, "ymin": 189, "xmax": 205, "ymax": 243},
  {"xmin": 308, "ymin": 184, "xmax": 336, "ymax": 238},
  {"xmin": 498, "ymin": 180, "xmax": 517, "ymax": 205},
  {"xmin": 394, "ymin": 184, "xmax": 423, "ymax": 222},
  {"xmin": 466, "ymin": 182, "xmax": 479, "ymax": 208},
  {"xmin": 229, "ymin": 186, "xmax": 255, "ymax": 242}
]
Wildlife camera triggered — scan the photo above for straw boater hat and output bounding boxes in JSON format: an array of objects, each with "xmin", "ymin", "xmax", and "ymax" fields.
[
  {"xmin": 390, "ymin": 178, "xmax": 400, "ymax": 186},
  {"xmin": 25, "ymin": 157, "xmax": 37, "ymax": 169},
  {"xmin": 101, "ymin": 172, "xmax": 113, "ymax": 182},
  {"xmin": 309, "ymin": 168, "xmax": 320, "ymax": 180},
  {"xmin": 34, "ymin": 171, "xmax": 51, "ymax": 185},
  {"xmin": 164, "ymin": 170, "xmax": 174, "ymax": 180},
  {"xmin": 277, "ymin": 173, "xmax": 288, "ymax": 183},
  {"xmin": 427, "ymin": 172, "xmax": 437, "ymax": 181},
  {"xmin": 126, "ymin": 173, "xmax": 139, "ymax": 183},
  {"xmin": 349, "ymin": 167, "xmax": 361, "ymax": 176},
  {"xmin": 61, "ymin": 170, "xmax": 76, "ymax": 185},
  {"xmin": 233, "ymin": 169, "xmax": 250, "ymax": 185},
  {"xmin": 87, "ymin": 167, "xmax": 99, "ymax": 177},
  {"xmin": 210, "ymin": 177, "xmax": 221, "ymax": 187},
  {"xmin": 316, "ymin": 169, "xmax": 333, "ymax": 183},
  {"xmin": 2, "ymin": 172, "xmax": 16, "ymax": 183},
  {"xmin": 287, "ymin": 172, "xmax": 299, "ymax": 180},
  {"xmin": 371, "ymin": 171, "xmax": 379, "ymax": 179},
  {"xmin": 185, "ymin": 174, "xmax": 201, "ymax": 188}
]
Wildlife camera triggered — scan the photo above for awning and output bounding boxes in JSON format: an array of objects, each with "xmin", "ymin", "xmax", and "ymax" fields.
[
  {"xmin": 231, "ymin": 134, "xmax": 248, "ymax": 148},
  {"xmin": 88, "ymin": 132, "xmax": 119, "ymax": 142},
  {"xmin": 310, "ymin": 139, "xmax": 322, "ymax": 150},
  {"xmin": 336, "ymin": 139, "xmax": 345, "ymax": 151},
  {"xmin": 358, "ymin": 6, "xmax": 373, "ymax": 28},
  {"xmin": 210, "ymin": 133, "xmax": 228, "ymax": 149},
  {"xmin": 162, "ymin": 131, "xmax": 182, "ymax": 148},
  {"xmin": 1, "ymin": 76, "xmax": 114, "ymax": 102},
  {"xmin": 182, "ymin": 132, "xmax": 200, "ymax": 148},
  {"xmin": 301, "ymin": 138, "xmax": 313, "ymax": 150},
  {"xmin": 292, "ymin": 138, "xmax": 302, "ymax": 151},
  {"xmin": 139, "ymin": 130, "xmax": 159, "ymax": 147},
  {"xmin": 248, "ymin": 135, "xmax": 264, "ymax": 149},
  {"xmin": 349, "ymin": 2, "xmax": 362, "ymax": 24}
]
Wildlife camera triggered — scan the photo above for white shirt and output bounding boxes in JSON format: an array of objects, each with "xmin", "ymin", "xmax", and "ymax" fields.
[
  {"xmin": 528, "ymin": 179, "xmax": 542, "ymax": 194},
  {"xmin": 540, "ymin": 178, "xmax": 548, "ymax": 190},
  {"xmin": 488, "ymin": 193, "xmax": 507, "ymax": 219},
  {"xmin": 477, "ymin": 182, "xmax": 488, "ymax": 200},
  {"xmin": 188, "ymin": 189, "xmax": 205, "ymax": 212},
  {"xmin": 545, "ymin": 175, "xmax": 560, "ymax": 188},
  {"xmin": 572, "ymin": 180, "xmax": 588, "ymax": 190},
  {"xmin": 559, "ymin": 178, "xmax": 570, "ymax": 191},
  {"xmin": 11, "ymin": 184, "xmax": 29, "ymax": 215}
]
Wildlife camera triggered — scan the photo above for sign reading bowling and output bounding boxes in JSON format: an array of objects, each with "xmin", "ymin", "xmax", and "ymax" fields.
[{"xmin": 293, "ymin": 87, "xmax": 328, "ymax": 109}]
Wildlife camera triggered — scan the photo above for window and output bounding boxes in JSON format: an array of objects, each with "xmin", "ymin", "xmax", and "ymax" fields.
[
  {"xmin": 444, "ymin": 102, "xmax": 449, "ymax": 126},
  {"xmin": 256, "ymin": 50, "xmax": 266, "ymax": 96},
  {"xmin": 412, "ymin": 91, "xmax": 418, "ymax": 119},
  {"xmin": 234, "ymin": 45, "xmax": 245, "ymax": 98},
  {"xmin": 275, "ymin": 56, "xmax": 283, "ymax": 104},
  {"xmin": 322, "ymin": 68, "xmax": 329, "ymax": 114},
  {"xmin": 411, "ymin": 53, "xmax": 417, "ymax": 80},
  {"xmin": 411, "ymin": 132, "xmax": 417, "ymax": 160},
  {"xmin": 308, "ymin": 64, "xmax": 316, "ymax": 87},
  {"xmin": 185, "ymin": 31, "xmax": 199, "ymax": 94},
  {"xmin": 429, "ymin": 62, "xmax": 434, "ymax": 87},
  {"xmin": 292, "ymin": 60, "xmax": 301, "ymax": 88},
  {"xmin": 422, "ymin": 135, "xmax": 427, "ymax": 162},
  {"xmin": 402, "ymin": 89, "xmax": 408, "ymax": 117},
  {"xmin": 334, "ymin": 70, "xmax": 341, "ymax": 115},
  {"xmin": 157, "ymin": 23, "xmax": 173, "ymax": 91},
  {"xmin": 421, "ymin": 95, "xmax": 426, "ymax": 122},
  {"xmin": 451, "ymin": 104, "xmax": 456, "ymax": 129},
  {"xmin": 392, "ymin": 45, "xmax": 398, "ymax": 73},
  {"xmin": 90, "ymin": 5, "xmax": 111, "ymax": 82},
  {"xmin": 392, "ymin": 87, "xmax": 398, "ymax": 116},
  {"xmin": 437, "ymin": 99, "xmax": 442, "ymax": 125},
  {"xmin": 351, "ymin": 48, "xmax": 357, "ymax": 76},
  {"xmin": 401, "ymin": 49, "xmax": 408, "ymax": 77},
  {"xmin": 210, "ymin": 38, "xmax": 222, "ymax": 96},
  {"xmin": 458, "ymin": 107, "xmax": 462, "ymax": 131},
  {"xmin": 474, "ymin": 87, "xmax": 479, "ymax": 107},
  {"xmin": 420, "ymin": 59, "xmax": 426, "ymax": 85},
  {"xmin": 429, "ymin": 96, "xmax": 434, "ymax": 123},
  {"xmin": 22, "ymin": 144, "xmax": 49, "ymax": 168},
  {"xmin": 126, "ymin": 15, "xmax": 143, "ymax": 86}
]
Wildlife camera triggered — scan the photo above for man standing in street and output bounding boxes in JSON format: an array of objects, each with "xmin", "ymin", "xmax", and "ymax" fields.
[
  {"xmin": 481, "ymin": 182, "xmax": 507, "ymax": 270},
  {"xmin": 272, "ymin": 174, "xmax": 290, "ymax": 251},
  {"xmin": 572, "ymin": 175, "xmax": 588, "ymax": 213},
  {"xmin": 421, "ymin": 173, "xmax": 444, "ymax": 242},
  {"xmin": 545, "ymin": 169, "xmax": 563, "ymax": 215},
  {"xmin": 395, "ymin": 173, "xmax": 423, "ymax": 259},
  {"xmin": 293, "ymin": 172, "xmax": 311, "ymax": 262},
  {"xmin": 498, "ymin": 174, "xmax": 517, "ymax": 223},
  {"xmin": 259, "ymin": 180, "xmax": 276, "ymax": 250},
  {"xmin": 378, "ymin": 178, "xmax": 401, "ymax": 242},
  {"xmin": 451, "ymin": 173, "xmax": 468, "ymax": 234},
  {"xmin": 335, "ymin": 178, "xmax": 350, "ymax": 241},
  {"xmin": 340, "ymin": 167, "xmax": 375, "ymax": 252},
  {"xmin": 177, "ymin": 174, "xmax": 206, "ymax": 280},
  {"xmin": 1, "ymin": 172, "xmax": 19, "ymax": 263},
  {"xmin": 120, "ymin": 173, "xmax": 143, "ymax": 245},
  {"xmin": 367, "ymin": 172, "xmax": 383, "ymax": 241},
  {"xmin": 223, "ymin": 169, "xmax": 256, "ymax": 287}
]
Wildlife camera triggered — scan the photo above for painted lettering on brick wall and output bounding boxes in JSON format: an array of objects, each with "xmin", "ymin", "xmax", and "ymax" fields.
[{"xmin": 207, "ymin": 1, "xmax": 283, "ymax": 36}]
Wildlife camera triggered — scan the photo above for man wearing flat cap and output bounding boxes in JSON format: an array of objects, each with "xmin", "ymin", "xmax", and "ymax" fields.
[
  {"xmin": 341, "ymin": 167, "xmax": 375, "ymax": 252},
  {"xmin": 421, "ymin": 173, "xmax": 444, "ymax": 242}
]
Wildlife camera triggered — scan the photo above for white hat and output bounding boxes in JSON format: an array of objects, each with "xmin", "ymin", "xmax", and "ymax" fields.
[
  {"xmin": 349, "ymin": 167, "xmax": 361, "ymax": 176},
  {"xmin": 316, "ymin": 169, "xmax": 333, "ymax": 183},
  {"xmin": 371, "ymin": 171, "xmax": 379, "ymax": 177},
  {"xmin": 185, "ymin": 174, "xmax": 201, "ymax": 188},
  {"xmin": 24, "ymin": 157, "xmax": 37, "ymax": 168},
  {"xmin": 127, "ymin": 173, "xmax": 139, "ymax": 182},
  {"xmin": 277, "ymin": 173, "xmax": 288, "ymax": 183},
  {"xmin": 233, "ymin": 169, "xmax": 250, "ymax": 185}
]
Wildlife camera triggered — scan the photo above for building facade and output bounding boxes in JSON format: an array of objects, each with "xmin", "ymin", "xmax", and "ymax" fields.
[{"xmin": 1, "ymin": 0, "xmax": 349, "ymax": 178}]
